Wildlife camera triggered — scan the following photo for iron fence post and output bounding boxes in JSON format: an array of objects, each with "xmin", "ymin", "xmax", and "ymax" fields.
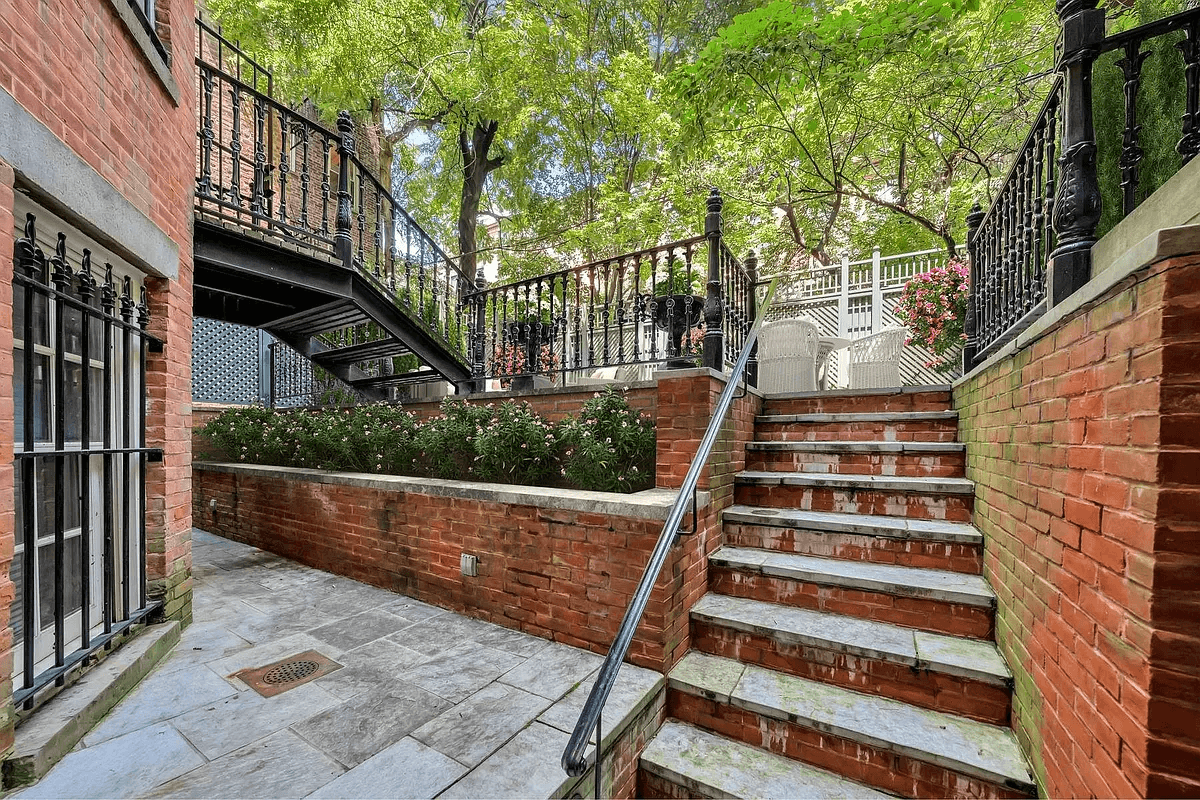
[
  {"xmin": 963, "ymin": 202, "xmax": 985, "ymax": 371},
  {"xmin": 472, "ymin": 273, "xmax": 488, "ymax": 393},
  {"xmin": 335, "ymin": 111, "xmax": 356, "ymax": 269},
  {"xmin": 1049, "ymin": 0, "xmax": 1105, "ymax": 307},
  {"xmin": 745, "ymin": 250, "xmax": 759, "ymax": 387},
  {"xmin": 702, "ymin": 187, "xmax": 724, "ymax": 371}
]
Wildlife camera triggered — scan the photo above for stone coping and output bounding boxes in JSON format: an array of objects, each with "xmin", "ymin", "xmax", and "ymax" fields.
[
  {"xmin": 762, "ymin": 385, "xmax": 952, "ymax": 400},
  {"xmin": 195, "ymin": 462, "xmax": 710, "ymax": 521},
  {"xmin": 956, "ymin": 222, "xmax": 1200, "ymax": 387}
]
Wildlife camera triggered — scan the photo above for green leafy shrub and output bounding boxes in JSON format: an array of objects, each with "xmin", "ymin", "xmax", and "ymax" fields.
[
  {"xmin": 558, "ymin": 388, "xmax": 655, "ymax": 493},
  {"xmin": 475, "ymin": 401, "xmax": 558, "ymax": 485},
  {"xmin": 414, "ymin": 398, "xmax": 494, "ymax": 479}
]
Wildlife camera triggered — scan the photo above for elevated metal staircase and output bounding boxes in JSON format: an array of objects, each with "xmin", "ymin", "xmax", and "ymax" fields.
[{"xmin": 191, "ymin": 20, "xmax": 472, "ymax": 398}]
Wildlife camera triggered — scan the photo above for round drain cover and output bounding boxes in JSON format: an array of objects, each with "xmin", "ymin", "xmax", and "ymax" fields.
[{"xmin": 261, "ymin": 660, "xmax": 321, "ymax": 685}]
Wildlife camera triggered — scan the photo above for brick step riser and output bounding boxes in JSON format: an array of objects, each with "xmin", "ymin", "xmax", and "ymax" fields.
[
  {"xmin": 762, "ymin": 392, "xmax": 952, "ymax": 416},
  {"xmin": 747, "ymin": 451, "xmax": 966, "ymax": 478},
  {"xmin": 755, "ymin": 422, "xmax": 960, "ymax": 443},
  {"xmin": 638, "ymin": 770, "xmax": 713, "ymax": 799},
  {"xmin": 725, "ymin": 523, "xmax": 984, "ymax": 574},
  {"xmin": 734, "ymin": 486, "xmax": 975, "ymax": 523},
  {"xmin": 690, "ymin": 621, "xmax": 1011, "ymax": 725},
  {"xmin": 709, "ymin": 568, "xmax": 994, "ymax": 639},
  {"xmin": 667, "ymin": 690, "xmax": 1034, "ymax": 800}
]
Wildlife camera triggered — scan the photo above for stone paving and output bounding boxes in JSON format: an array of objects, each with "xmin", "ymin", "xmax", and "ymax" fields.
[{"xmin": 16, "ymin": 529, "xmax": 661, "ymax": 799}]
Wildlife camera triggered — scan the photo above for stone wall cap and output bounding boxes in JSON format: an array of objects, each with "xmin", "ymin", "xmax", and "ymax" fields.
[{"xmin": 195, "ymin": 462, "xmax": 710, "ymax": 520}]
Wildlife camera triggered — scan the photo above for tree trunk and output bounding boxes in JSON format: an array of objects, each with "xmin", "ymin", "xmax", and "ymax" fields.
[{"xmin": 456, "ymin": 120, "xmax": 503, "ymax": 281}]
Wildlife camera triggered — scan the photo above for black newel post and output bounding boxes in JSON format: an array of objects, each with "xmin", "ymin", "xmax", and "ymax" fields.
[
  {"xmin": 963, "ymin": 202, "xmax": 985, "ymax": 371},
  {"xmin": 1049, "ymin": 0, "xmax": 1105, "ymax": 307},
  {"xmin": 702, "ymin": 187, "xmax": 724, "ymax": 371},
  {"xmin": 470, "ymin": 274, "xmax": 488, "ymax": 393},
  {"xmin": 744, "ymin": 249, "xmax": 759, "ymax": 387},
  {"xmin": 334, "ymin": 111, "xmax": 356, "ymax": 269}
]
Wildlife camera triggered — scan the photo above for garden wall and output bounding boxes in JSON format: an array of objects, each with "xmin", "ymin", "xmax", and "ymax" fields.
[
  {"xmin": 401, "ymin": 380, "xmax": 657, "ymax": 424},
  {"xmin": 192, "ymin": 369, "xmax": 762, "ymax": 675},
  {"xmin": 955, "ymin": 237, "xmax": 1200, "ymax": 797}
]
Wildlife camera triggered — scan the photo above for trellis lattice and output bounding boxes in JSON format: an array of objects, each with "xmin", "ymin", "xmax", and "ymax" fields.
[{"xmin": 192, "ymin": 318, "xmax": 263, "ymax": 404}]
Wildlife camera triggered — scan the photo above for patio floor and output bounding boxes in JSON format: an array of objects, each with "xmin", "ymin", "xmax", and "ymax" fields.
[{"xmin": 15, "ymin": 529, "xmax": 662, "ymax": 799}]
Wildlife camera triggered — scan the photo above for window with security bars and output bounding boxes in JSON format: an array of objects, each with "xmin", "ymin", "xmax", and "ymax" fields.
[{"xmin": 9, "ymin": 197, "xmax": 160, "ymax": 707}]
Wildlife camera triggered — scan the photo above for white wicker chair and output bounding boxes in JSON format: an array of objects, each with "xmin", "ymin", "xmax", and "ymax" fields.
[
  {"xmin": 758, "ymin": 317, "xmax": 821, "ymax": 393},
  {"xmin": 848, "ymin": 327, "xmax": 908, "ymax": 389}
]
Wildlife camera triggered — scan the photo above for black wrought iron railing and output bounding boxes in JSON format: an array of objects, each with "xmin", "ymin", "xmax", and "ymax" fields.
[
  {"xmin": 964, "ymin": 4, "xmax": 1200, "ymax": 369},
  {"xmin": 560, "ymin": 278, "xmax": 777, "ymax": 793},
  {"xmin": 463, "ymin": 189, "xmax": 759, "ymax": 387},
  {"xmin": 11, "ymin": 214, "xmax": 161, "ymax": 708},
  {"xmin": 194, "ymin": 19, "xmax": 471, "ymax": 362}
]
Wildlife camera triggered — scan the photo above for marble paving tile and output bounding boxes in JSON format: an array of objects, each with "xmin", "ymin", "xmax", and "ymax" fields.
[
  {"xmin": 315, "ymin": 638, "xmax": 430, "ymax": 700},
  {"xmin": 411, "ymin": 682, "xmax": 552, "ymax": 767},
  {"xmin": 306, "ymin": 737, "xmax": 467, "ymax": 799},
  {"xmin": 309, "ymin": 609, "xmax": 415, "ymax": 651},
  {"xmin": 403, "ymin": 643, "xmax": 524, "ymax": 703},
  {"xmin": 16, "ymin": 723, "xmax": 205, "ymax": 799},
  {"xmin": 380, "ymin": 597, "xmax": 450, "ymax": 625},
  {"xmin": 225, "ymin": 605, "xmax": 343, "ymax": 646},
  {"xmin": 172, "ymin": 681, "xmax": 342, "ymax": 760},
  {"xmin": 82, "ymin": 665, "xmax": 236, "ymax": 746},
  {"xmin": 498, "ymin": 643, "xmax": 604, "ymax": 700},
  {"xmin": 146, "ymin": 729, "xmax": 343, "ymax": 799},
  {"xmin": 468, "ymin": 622, "xmax": 552, "ymax": 658},
  {"xmin": 205, "ymin": 632, "xmax": 342, "ymax": 683},
  {"xmin": 538, "ymin": 661, "xmax": 664, "ymax": 748},
  {"xmin": 435, "ymin": 722, "xmax": 571, "ymax": 800},
  {"xmin": 155, "ymin": 621, "xmax": 253, "ymax": 675},
  {"xmin": 389, "ymin": 620, "xmax": 475, "ymax": 657},
  {"xmin": 292, "ymin": 681, "xmax": 452, "ymax": 768}
]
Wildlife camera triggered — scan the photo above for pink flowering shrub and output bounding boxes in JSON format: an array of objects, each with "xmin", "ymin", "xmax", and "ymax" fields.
[
  {"xmin": 492, "ymin": 341, "xmax": 560, "ymax": 385},
  {"xmin": 679, "ymin": 324, "xmax": 706, "ymax": 364},
  {"xmin": 894, "ymin": 259, "xmax": 969, "ymax": 371},
  {"xmin": 558, "ymin": 388, "xmax": 656, "ymax": 493}
]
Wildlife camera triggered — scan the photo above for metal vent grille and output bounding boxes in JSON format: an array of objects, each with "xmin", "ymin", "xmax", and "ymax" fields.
[
  {"xmin": 233, "ymin": 650, "xmax": 341, "ymax": 697},
  {"xmin": 193, "ymin": 317, "xmax": 263, "ymax": 403}
]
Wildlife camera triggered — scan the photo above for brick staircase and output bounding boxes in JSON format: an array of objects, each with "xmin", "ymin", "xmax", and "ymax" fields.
[{"xmin": 638, "ymin": 389, "xmax": 1038, "ymax": 799}]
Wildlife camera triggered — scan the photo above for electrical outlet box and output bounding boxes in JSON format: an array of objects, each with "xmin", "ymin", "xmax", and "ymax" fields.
[{"xmin": 460, "ymin": 553, "xmax": 478, "ymax": 578}]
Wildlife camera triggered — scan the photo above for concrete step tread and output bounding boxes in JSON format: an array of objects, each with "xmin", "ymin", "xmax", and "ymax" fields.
[
  {"xmin": 669, "ymin": 652, "xmax": 1036, "ymax": 795},
  {"xmin": 711, "ymin": 546, "xmax": 995, "ymax": 607},
  {"xmin": 762, "ymin": 386, "xmax": 952, "ymax": 401},
  {"xmin": 722, "ymin": 506, "xmax": 983, "ymax": 544},
  {"xmin": 747, "ymin": 440, "xmax": 965, "ymax": 453},
  {"xmin": 756, "ymin": 411, "xmax": 959, "ymax": 424},
  {"xmin": 722, "ymin": 506, "xmax": 982, "ymax": 544},
  {"xmin": 641, "ymin": 720, "xmax": 892, "ymax": 799},
  {"xmin": 737, "ymin": 471, "xmax": 976, "ymax": 495},
  {"xmin": 691, "ymin": 594, "xmax": 1011, "ymax": 686}
]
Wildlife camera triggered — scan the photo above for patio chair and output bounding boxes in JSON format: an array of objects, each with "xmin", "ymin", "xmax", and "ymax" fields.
[
  {"xmin": 848, "ymin": 327, "xmax": 908, "ymax": 389},
  {"xmin": 757, "ymin": 317, "xmax": 820, "ymax": 393}
]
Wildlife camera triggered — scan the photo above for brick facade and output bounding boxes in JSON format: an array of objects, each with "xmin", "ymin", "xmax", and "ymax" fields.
[
  {"xmin": 955, "ymin": 254, "xmax": 1200, "ymax": 797},
  {"xmin": 0, "ymin": 0, "xmax": 197, "ymax": 756}
]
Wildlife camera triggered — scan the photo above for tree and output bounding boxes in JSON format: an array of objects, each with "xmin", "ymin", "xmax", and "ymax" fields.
[{"xmin": 674, "ymin": 0, "xmax": 1057, "ymax": 265}]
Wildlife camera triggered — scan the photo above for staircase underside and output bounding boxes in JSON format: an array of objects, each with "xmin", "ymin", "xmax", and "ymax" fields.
[{"xmin": 193, "ymin": 218, "xmax": 471, "ymax": 393}]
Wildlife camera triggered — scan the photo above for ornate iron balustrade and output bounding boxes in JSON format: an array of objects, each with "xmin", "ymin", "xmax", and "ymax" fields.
[
  {"xmin": 194, "ymin": 19, "xmax": 471, "ymax": 363},
  {"xmin": 965, "ymin": 4, "xmax": 1200, "ymax": 369},
  {"xmin": 463, "ymin": 189, "xmax": 759, "ymax": 386}
]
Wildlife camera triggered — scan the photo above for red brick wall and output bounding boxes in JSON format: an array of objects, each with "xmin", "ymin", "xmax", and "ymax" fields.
[
  {"xmin": 195, "ymin": 465, "xmax": 700, "ymax": 671},
  {"xmin": 0, "ymin": 162, "xmax": 18, "ymax": 756},
  {"xmin": 403, "ymin": 384, "xmax": 656, "ymax": 424},
  {"xmin": 955, "ymin": 254, "xmax": 1200, "ymax": 797},
  {"xmin": 0, "ymin": 0, "xmax": 198, "ymax": 754}
]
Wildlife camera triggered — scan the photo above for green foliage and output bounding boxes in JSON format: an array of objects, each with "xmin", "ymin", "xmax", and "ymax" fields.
[
  {"xmin": 558, "ymin": 388, "xmax": 656, "ymax": 493},
  {"xmin": 200, "ymin": 393, "xmax": 656, "ymax": 493},
  {"xmin": 893, "ymin": 259, "xmax": 970, "ymax": 370},
  {"xmin": 1093, "ymin": 0, "xmax": 1190, "ymax": 240}
]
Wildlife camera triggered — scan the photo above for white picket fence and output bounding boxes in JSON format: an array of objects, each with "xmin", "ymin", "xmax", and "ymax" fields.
[{"xmin": 766, "ymin": 246, "xmax": 965, "ymax": 388}]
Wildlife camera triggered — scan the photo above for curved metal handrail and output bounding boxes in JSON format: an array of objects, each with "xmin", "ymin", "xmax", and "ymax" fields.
[{"xmin": 560, "ymin": 277, "xmax": 778, "ymax": 780}]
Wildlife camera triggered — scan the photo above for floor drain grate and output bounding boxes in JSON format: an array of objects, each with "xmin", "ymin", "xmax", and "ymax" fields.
[{"xmin": 233, "ymin": 650, "xmax": 342, "ymax": 697}]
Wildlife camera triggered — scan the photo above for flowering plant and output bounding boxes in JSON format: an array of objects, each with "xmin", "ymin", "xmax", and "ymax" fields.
[
  {"xmin": 492, "ymin": 341, "xmax": 560, "ymax": 385},
  {"xmin": 558, "ymin": 388, "xmax": 655, "ymax": 493},
  {"xmin": 678, "ymin": 324, "xmax": 706, "ymax": 364},
  {"xmin": 894, "ymin": 259, "xmax": 969, "ymax": 371}
]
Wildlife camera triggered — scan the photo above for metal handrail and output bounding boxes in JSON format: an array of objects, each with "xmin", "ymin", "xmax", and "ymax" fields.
[{"xmin": 560, "ymin": 278, "xmax": 778, "ymax": 785}]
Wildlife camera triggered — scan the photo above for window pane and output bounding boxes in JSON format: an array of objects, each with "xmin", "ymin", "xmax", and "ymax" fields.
[
  {"xmin": 14, "ymin": 285, "xmax": 25, "ymax": 341},
  {"xmin": 89, "ymin": 366, "xmax": 104, "ymax": 442},
  {"xmin": 64, "ymin": 306, "xmax": 83, "ymax": 357},
  {"xmin": 31, "ymin": 353, "xmax": 50, "ymax": 443},
  {"xmin": 64, "ymin": 457, "xmax": 81, "ymax": 532},
  {"xmin": 10, "ymin": 552, "xmax": 22, "ymax": 646},
  {"xmin": 38, "ymin": 537, "xmax": 83, "ymax": 629},
  {"xmin": 30, "ymin": 293, "xmax": 48, "ymax": 347},
  {"xmin": 35, "ymin": 459, "xmax": 56, "ymax": 541},
  {"xmin": 65, "ymin": 361, "xmax": 83, "ymax": 443},
  {"xmin": 88, "ymin": 315, "xmax": 103, "ymax": 362},
  {"xmin": 15, "ymin": 464, "xmax": 24, "ymax": 549}
]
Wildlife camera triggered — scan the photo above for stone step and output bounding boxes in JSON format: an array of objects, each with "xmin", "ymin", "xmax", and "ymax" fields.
[
  {"xmin": 690, "ymin": 593, "xmax": 1012, "ymax": 724},
  {"xmin": 755, "ymin": 411, "xmax": 959, "ymax": 443},
  {"xmin": 761, "ymin": 387, "xmax": 953, "ymax": 417},
  {"xmin": 639, "ymin": 720, "xmax": 891, "ymax": 800},
  {"xmin": 709, "ymin": 546, "xmax": 995, "ymax": 638},
  {"xmin": 746, "ymin": 441, "xmax": 966, "ymax": 478},
  {"xmin": 735, "ymin": 472, "xmax": 975, "ymax": 523},
  {"xmin": 668, "ymin": 652, "xmax": 1037, "ymax": 799},
  {"xmin": 722, "ymin": 507, "xmax": 983, "ymax": 573}
]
